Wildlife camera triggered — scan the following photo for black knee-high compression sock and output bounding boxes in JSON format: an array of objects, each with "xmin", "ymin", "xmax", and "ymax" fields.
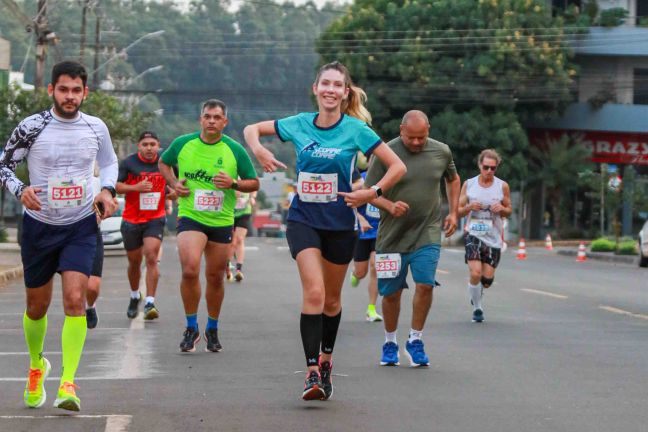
[
  {"xmin": 321, "ymin": 310, "xmax": 342, "ymax": 355},
  {"xmin": 300, "ymin": 313, "xmax": 322, "ymax": 367}
]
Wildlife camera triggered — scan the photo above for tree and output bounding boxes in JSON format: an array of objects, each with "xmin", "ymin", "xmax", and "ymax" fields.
[{"xmin": 317, "ymin": 0, "xmax": 581, "ymax": 186}]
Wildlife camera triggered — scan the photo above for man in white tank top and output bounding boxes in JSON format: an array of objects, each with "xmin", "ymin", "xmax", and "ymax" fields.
[{"xmin": 458, "ymin": 149, "xmax": 512, "ymax": 323}]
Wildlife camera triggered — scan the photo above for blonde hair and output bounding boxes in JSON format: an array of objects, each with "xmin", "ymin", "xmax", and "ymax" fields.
[
  {"xmin": 478, "ymin": 149, "xmax": 501, "ymax": 165},
  {"xmin": 315, "ymin": 61, "xmax": 372, "ymax": 124}
]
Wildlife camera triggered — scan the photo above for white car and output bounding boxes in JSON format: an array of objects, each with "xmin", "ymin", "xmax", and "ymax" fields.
[
  {"xmin": 638, "ymin": 219, "xmax": 648, "ymax": 267},
  {"xmin": 100, "ymin": 197, "xmax": 125, "ymax": 250}
]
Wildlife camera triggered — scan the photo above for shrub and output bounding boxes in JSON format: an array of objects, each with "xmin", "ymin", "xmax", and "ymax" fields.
[
  {"xmin": 617, "ymin": 240, "xmax": 638, "ymax": 255},
  {"xmin": 598, "ymin": 8, "xmax": 629, "ymax": 27},
  {"xmin": 590, "ymin": 237, "xmax": 615, "ymax": 252}
]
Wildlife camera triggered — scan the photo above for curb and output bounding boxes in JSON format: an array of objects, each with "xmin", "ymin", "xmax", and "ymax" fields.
[
  {"xmin": 556, "ymin": 249, "xmax": 637, "ymax": 265},
  {"xmin": 0, "ymin": 264, "xmax": 23, "ymax": 286}
]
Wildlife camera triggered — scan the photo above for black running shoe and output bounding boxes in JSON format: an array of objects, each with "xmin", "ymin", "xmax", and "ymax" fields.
[
  {"xmin": 472, "ymin": 308, "xmax": 484, "ymax": 323},
  {"xmin": 204, "ymin": 328, "xmax": 222, "ymax": 352},
  {"xmin": 179, "ymin": 327, "xmax": 200, "ymax": 352},
  {"xmin": 86, "ymin": 307, "xmax": 98, "ymax": 329},
  {"xmin": 143, "ymin": 303, "xmax": 159, "ymax": 320},
  {"xmin": 127, "ymin": 293, "xmax": 141, "ymax": 319},
  {"xmin": 302, "ymin": 370, "xmax": 325, "ymax": 401},
  {"xmin": 319, "ymin": 361, "xmax": 333, "ymax": 401}
]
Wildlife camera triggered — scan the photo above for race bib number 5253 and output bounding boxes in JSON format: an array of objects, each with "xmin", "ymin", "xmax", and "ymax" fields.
[{"xmin": 375, "ymin": 253, "xmax": 401, "ymax": 279}]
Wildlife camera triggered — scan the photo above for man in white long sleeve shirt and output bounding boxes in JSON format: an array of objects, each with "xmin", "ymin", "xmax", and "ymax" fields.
[{"xmin": 0, "ymin": 61, "xmax": 118, "ymax": 412}]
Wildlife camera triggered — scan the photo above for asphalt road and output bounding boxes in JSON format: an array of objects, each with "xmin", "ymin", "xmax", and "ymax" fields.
[{"xmin": 0, "ymin": 238, "xmax": 647, "ymax": 432}]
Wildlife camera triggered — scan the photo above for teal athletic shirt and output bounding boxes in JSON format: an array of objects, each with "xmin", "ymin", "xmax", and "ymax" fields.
[
  {"xmin": 160, "ymin": 132, "xmax": 257, "ymax": 227},
  {"xmin": 274, "ymin": 113, "xmax": 381, "ymax": 231}
]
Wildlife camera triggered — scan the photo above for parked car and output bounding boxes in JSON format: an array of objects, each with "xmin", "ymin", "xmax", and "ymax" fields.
[
  {"xmin": 638, "ymin": 219, "xmax": 648, "ymax": 267},
  {"xmin": 253, "ymin": 210, "xmax": 286, "ymax": 237},
  {"xmin": 100, "ymin": 197, "xmax": 125, "ymax": 250}
]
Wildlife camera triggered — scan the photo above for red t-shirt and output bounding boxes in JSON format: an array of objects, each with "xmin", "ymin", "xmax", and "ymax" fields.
[{"xmin": 117, "ymin": 153, "xmax": 167, "ymax": 224}]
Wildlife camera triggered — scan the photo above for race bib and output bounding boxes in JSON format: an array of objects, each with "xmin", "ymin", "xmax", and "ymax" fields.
[
  {"xmin": 235, "ymin": 195, "xmax": 248, "ymax": 210},
  {"xmin": 48, "ymin": 177, "xmax": 86, "ymax": 209},
  {"xmin": 468, "ymin": 211, "xmax": 493, "ymax": 237},
  {"xmin": 375, "ymin": 253, "xmax": 401, "ymax": 279},
  {"xmin": 366, "ymin": 203, "xmax": 380, "ymax": 219},
  {"xmin": 194, "ymin": 189, "xmax": 224, "ymax": 212},
  {"xmin": 297, "ymin": 172, "xmax": 337, "ymax": 203},
  {"xmin": 140, "ymin": 192, "xmax": 161, "ymax": 210}
]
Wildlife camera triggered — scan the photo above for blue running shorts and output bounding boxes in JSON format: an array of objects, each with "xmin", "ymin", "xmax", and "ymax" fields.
[{"xmin": 377, "ymin": 243, "xmax": 440, "ymax": 297}]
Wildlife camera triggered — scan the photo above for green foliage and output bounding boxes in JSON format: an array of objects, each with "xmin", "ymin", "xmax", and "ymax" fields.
[
  {"xmin": 598, "ymin": 8, "xmax": 629, "ymax": 27},
  {"xmin": 0, "ymin": 227, "xmax": 8, "ymax": 243},
  {"xmin": 616, "ymin": 240, "xmax": 637, "ymax": 255},
  {"xmin": 590, "ymin": 237, "xmax": 615, "ymax": 252},
  {"xmin": 317, "ymin": 0, "xmax": 581, "ymax": 185}
]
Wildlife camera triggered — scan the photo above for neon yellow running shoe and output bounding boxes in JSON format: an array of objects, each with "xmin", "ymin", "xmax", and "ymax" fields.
[
  {"xmin": 54, "ymin": 381, "xmax": 80, "ymax": 411},
  {"xmin": 350, "ymin": 273, "xmax": 359, "ymax": 288},
  {"xmin": 366, "ymin": 308, "xmax": 383, "ymax": 322},
  {"xmin": 24, "ymin": 357, "xmax": 51, "ymax": 408}
]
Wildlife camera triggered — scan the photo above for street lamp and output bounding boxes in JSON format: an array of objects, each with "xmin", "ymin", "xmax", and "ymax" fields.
[
  {"xmin": 90, "ymin": 30, "xmax": 165, "ymax": 77},
  {"xmin": 125, "ymin": 65, "xmax": 163, "ymax": 87}
]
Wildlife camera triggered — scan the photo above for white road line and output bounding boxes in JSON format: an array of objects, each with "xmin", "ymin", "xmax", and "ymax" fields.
[
  {"xmin": 436, "ymin": 269, "xmax": 449, "ymax": 274},
  {"xmin": 442, "ymin": 249, "xmax": 463, "ymax": 254},
  {"xmin": 520, "ymin": 288, "xmax": 568, "ymax": 299},
  {"xmin": 244, "ymin": 246, "xmax": 259, "ymax": 251},
  {"xmin": 276, "ymin": 246, "xmax": 290, "ymax": 251},
  {"xmin": 599, "ymin": 305, "xmax": 648, "ymax": 321},
  {"xmin": 0, "ymin": 414, "xmax": 132, "ymax": 432},
  {"xmin": 0, "ymin": 376, "xmax": 146, "ymax": 381}
]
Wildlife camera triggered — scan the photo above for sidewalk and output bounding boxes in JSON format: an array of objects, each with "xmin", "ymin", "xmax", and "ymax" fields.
[
  {"xmin": 0, "ymin": 227, "xmax": 22, "ymax": 287},
  {"xmin": 554, "ymin": 247, "xmax": 638, "ymax": 265}
]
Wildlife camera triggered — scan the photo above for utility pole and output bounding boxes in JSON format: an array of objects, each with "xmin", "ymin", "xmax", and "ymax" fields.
[
  {"xmin": 92, "ymin": 8, "xmax": 101, "ymax": 88},
  {"xmin": 34, "ymin": 0, "xmax": 48, "ymax": 88},
  {"xmin": 79, "ymin": 0, "xmax": 90, "ymax": 65}
]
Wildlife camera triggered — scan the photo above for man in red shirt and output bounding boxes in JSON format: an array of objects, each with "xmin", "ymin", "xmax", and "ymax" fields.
[{"xmin": 117, "ymin": 131, "xmax": 175, "ymax": 320}]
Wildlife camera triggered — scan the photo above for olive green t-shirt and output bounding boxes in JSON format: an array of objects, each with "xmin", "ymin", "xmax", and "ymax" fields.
[
  {"xmin": 365, "ymin": 137, "xmax": 457, "ymax": 253},
  {"xmin": 160, "ymin": 132, "xmax": 257, "ymax": 227}
]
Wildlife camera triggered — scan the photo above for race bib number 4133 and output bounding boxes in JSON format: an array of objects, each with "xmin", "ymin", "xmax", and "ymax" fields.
[
  {"xmin": 375, "ymin": 253, "xmax": 401, "ymax": 279},
  {"xmin": 48, "ymin": 177, "xmax": 86, "ymax": 209},
  {"xmin": 297, "ymin": 172, "xmax": 338, "ymax": 203}
]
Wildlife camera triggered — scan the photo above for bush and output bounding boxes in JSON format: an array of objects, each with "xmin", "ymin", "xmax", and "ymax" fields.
[
  {"xmin": 598, "ymin": 8, "xmax": 629, "ymax": 27},
  {"xmin": 0, "ymin": 227, "xmax": 7, "ymax": 243},
  {"xmin": 590, "ymin": 237, "xmax": 615, "ymax": 252},
  {"xmin": 617, "ymin": 240, "xmax": 638, "ymax": 255}
]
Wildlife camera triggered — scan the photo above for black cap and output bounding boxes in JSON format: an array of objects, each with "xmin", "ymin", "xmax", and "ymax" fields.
[{"xmin": 138, "ymin": 131, "xmax": 159, "ymax": 141}]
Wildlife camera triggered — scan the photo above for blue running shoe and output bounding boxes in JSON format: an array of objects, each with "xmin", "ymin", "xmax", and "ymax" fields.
[
  {"xmin": 380, "ymin": 342, "xmax": 400, "ymax": 366},
  {"xmin": 472, "ymin": 308, "xmax": 484, "ymax": 323},
  {"xmin": 405, "ymin": 339, "xmax": 429, "ymax": 367}
]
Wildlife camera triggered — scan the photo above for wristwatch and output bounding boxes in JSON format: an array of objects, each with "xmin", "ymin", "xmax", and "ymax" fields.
[
  {"xmin": 231, "ymin": 180, "xmax": 239, "ymax": 190},
  {"xmin": 370, "ymin": 185, "xmax": 383, "ymax": 198},
  {"xmin": 101, "ymin": 186, "xmax": 117, "ymax": 198}
]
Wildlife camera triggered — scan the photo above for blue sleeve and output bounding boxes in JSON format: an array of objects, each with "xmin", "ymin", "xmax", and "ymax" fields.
[
  {"xmin": 354, "ymin": 123, "xmax": 382, "ymax": 156},
  {"xmin": 275, "ymin": 114, "xmax": 303, "ymax": 143}
]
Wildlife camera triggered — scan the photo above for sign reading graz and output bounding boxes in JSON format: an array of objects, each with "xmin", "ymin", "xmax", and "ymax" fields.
[{"xmin": 528, "ymin": 129, "xmax": 648, "ymax": 165}]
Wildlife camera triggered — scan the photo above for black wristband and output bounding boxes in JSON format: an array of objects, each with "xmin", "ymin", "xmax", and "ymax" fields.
[{"xmin": 101, "ymin": 186, "xmax": 117, "ymax": 198}]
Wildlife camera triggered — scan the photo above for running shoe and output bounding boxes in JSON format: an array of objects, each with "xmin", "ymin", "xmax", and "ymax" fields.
[
  {"xmin": 143, "ymin": 303, "xmax": 159, "ymax": 320},
  {"xmin": 472, "ymin": 308, "xmax": 484, "ymax": 323},
  {"xmin": 319, "ymin": 360, "xmax": 333, "ymax": 401},
  {"xmin": 380, "ymin": 342, "xmax": 400, "ymax": 366},
  {"xmin": 234, "ymin": 270, "xmax": 244, "ymax": 282},
  {"xmin": 350, "ymin": 273, "xmax": 359, "ymax": 288},
  {"xmin": 366, "ymin": 309, "xmax": 383, "ymax": 322},
  {"xmin": 226, "ymin": 271, "xmax": 234, "ymax": 282},
  {"xmin": 179, "ymin": 327, "xmax": 200, "ymax": 352},
  {"xmin": 405, "ymin": 339, "xmax": 429, "ymax": 367},
  {"xmin": 302, "ymin": 370, "xmax": 325, "ymax": 401},
  {"xmin": 204, "ymin": 328, "xmax": 222, "ymax": 352},
  {"xmin": 86, "ymin": 307, "xmax": 98, "ymax": 329},
  {"xmin": 24, "ymin": 357, "xmax": 51, "ymax": 408},
  {"xmin": 127, "ymin": 292, "xmax": 141, "ymax": 319},
  {"xmin": 53, "ymin": 381, "xmax": 80, "ymax": 411}
]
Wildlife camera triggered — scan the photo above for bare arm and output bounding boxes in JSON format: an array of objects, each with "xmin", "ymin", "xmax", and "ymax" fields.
[
  {"xmin": 443, "ymin": 173, "xmax": 461, "ymax": 237},
  {"xmin": 159, "ymin": 160, "xmax": 190, "ymax": 197},
  {"xmin": 243, "ymin": 121, "xmax": 287, "ymax": 173},
  {"xmin": 491, "ymin": 182, "xmax": 512, "ymax": 217},
  {"xmin": 116, "ymin": 180, "xmax": 152, "ymax": 194}
]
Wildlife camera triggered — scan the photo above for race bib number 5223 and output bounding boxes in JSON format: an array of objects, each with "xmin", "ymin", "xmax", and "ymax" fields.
[{"xmin": 194, "ymin": 189, "xmax": 224, "ymax": 212}]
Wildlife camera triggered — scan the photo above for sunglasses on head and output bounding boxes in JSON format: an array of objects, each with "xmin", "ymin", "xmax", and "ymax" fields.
[{"xmin": 482, "ymin": 165, "xmax": 497, "ymax": 171}]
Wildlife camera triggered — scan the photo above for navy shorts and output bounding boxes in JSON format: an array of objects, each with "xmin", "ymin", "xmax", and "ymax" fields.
[
  {"xmin": 286, "ymin": 221, "xmax": 357, "ymax": 265},
  {"xmin": 91, "ymin": 230, "xmax": 104, "ymax": 277},
  {"xmin": 177, "ymin": 217, "xmax": 233, "ymax": 244},
  {"xmin": 353, "ymin": 238, "xmax": 376, "ymax": 262},
  {"xmin": 234, "ymin": 214, "xmax": 251, "ymax": 230},
  {"xmin": 21, "ymin": 213, "xmax": 98, "ymax": 288},
  {"xmin": 120, "ymin": 217, "xmax": 165, "ymax": 251}
]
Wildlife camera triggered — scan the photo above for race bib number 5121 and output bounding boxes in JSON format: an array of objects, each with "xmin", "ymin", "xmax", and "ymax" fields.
[{"xmin": 48, "ymin": 177, "xmax": 86, "ymax": 209}]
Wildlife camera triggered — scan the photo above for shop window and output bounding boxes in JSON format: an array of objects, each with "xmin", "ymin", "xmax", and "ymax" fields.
[{"xmin": 634, "ymin": 69, "xmax": 648, "ymax": 105}]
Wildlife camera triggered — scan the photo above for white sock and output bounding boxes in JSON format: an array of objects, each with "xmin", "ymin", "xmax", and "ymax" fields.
[
  {"xmin": 130, "ymin": 291, "xmax": 140, "ymax": 300},
  {"xmin": 145, "ymin": 296, "xmax": 155, "ymax": 305},
  {"xmin": 384, "ymin": 330, "xmax": 398, "ymax": 344},
  {"xmin": 408, "ymin": 328, "xmax": 423, "ymax": 343},
  {"xmin": 87, "ymin": 303, "xmax": 95, "ymax": 309},
  {"xmin": 469, "ymin": 283, "xmax": 483, "ymax": 310}
]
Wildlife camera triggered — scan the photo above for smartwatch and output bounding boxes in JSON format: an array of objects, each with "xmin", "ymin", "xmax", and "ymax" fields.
[
  {"xmin": 370, "ymin": 185, "xmax": 383, "ymax": 198},
  {"xmin": 231, "ymin": 180, "xmax": 239, "ymax": 190},
  {"xmin": 101, "ymin": 186, "xmax": 117, "ymax": 198}
]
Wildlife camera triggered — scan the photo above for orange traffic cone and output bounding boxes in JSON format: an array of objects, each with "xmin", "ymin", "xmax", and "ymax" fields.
[
  {"xmin": 516, "ymin": 238, "xmax": 527, "ymax": 260},
  {"xmin": 576, "ymin": 242, "xmax": 587, "ymax": 262},
  {"xmin": 545, "ymin": 234, "xmax": 553, "ymax": 251}
]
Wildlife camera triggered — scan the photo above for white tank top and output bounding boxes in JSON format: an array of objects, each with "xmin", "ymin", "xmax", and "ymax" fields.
[{"xmin": 465, "ymin": 175, "xmax": 504, "ymax": 248}]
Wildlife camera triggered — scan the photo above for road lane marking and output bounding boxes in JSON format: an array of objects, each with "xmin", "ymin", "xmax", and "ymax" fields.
[
  {"xmin": 0, "ymin": 376, "xmax": 146, "ymax": 381},
  {"xmin": 245, "ymin": 246, "xmax": 259, "ymax": 251},
  {"xmin": 599, "ymin": 305, "xmax": 648, "ymax": 321},
  {"xmin": 436, "ymin": 269, "xmax": 449, "ymax": 274},
  {"xmin": 0, "ymin": 414, "xmax": 132, "ymax": 432},
  {"xmin": 520, "ymin": 288, "xmax": 568, "ymax": 299},
  {"xmin": 276, "ymin": 246, "xmax": 290, "ymax": 251},
  {"xmin": 0, "ymin": 350, "xmax": 126, "ymax": 356}
]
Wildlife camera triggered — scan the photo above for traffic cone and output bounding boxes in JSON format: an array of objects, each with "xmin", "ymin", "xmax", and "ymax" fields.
[
  {"xmin": 576, "ymin": 242, "xmax": 587, "ymax": 262},
  {"xmin": 545, "ymin": 234, "xmax": 553, "ymax": 251},
  {"xmin": 516, "ymin": 238, "xmax": 527, "ymax": 260}
]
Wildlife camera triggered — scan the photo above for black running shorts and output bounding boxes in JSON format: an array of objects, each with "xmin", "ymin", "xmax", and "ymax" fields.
[
  {"xmin": 120, "ymin": 217, "xmax": 166, "ymax": 251},
  {"xmin": 286, "ymin": 220, "xmax": 357, "ymax": 265},
  {"xmin": 464, "ymin": 234, "xmax": 501, "ymax": 268},
  {"xmin": 353, "ymin": 238, "xmax": 376, "ymax": 262}
]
